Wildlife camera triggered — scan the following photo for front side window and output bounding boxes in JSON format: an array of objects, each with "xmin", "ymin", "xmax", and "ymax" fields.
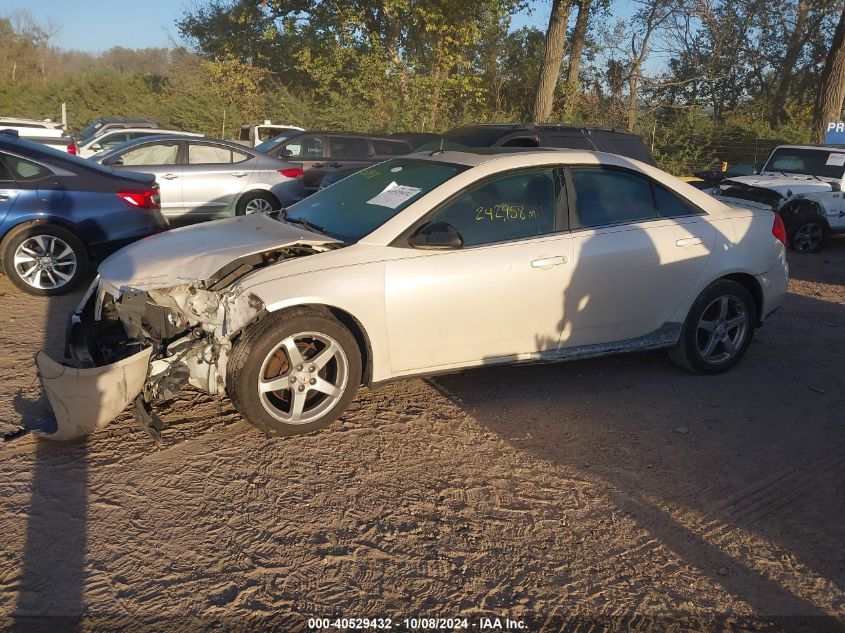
[
  {"xmin": 427, "ymin": 169, "xmax": 557, "ymax": 246},
  {"xmin": 1, "ymin": 154, "xmax": 52, "ymax": 181},
  {"xmin": 120, "ymin": 142, "xmax": 179, "ymax": 166},
  {"xmin": 329, "ymin": 137, "xmax": 369, "ymax": 159},
  {"xmin": 281, "ymin": 136, "xmax": 323, "ymax": 159},
  {"xmin": 188, "ymin": 144, "xmax": 233, "ymax": 164},
  {"xmin": 570, "ymin": 167, "xmax": 656, "ymax": 229},
  {"xmin": 282, "ymin": 158, "xmax": 467, "ymax": 243}
]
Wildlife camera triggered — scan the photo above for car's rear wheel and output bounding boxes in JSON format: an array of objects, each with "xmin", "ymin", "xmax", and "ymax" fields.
[
  {"xmin": 668, "ymin": 280, "xmax": 757, "ymax": 374},
  {"xmin": 1, "ymin": 223, "xmax": 87, "ymax": 295},
  {"xmin": 789, "ymin": 216, "xmax": 826, "ymax": 253},
  {"xmin": 227, "ymin": 308, "xmax": 362, "ymax": 436},
  {"xmin": 236, "ymin": 191, "xmax": 278, "ymax": 216}
]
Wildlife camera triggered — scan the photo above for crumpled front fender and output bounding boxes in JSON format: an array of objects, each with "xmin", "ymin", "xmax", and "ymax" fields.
[{"xmin": 35, "ymin": 347, "xmax": 153, "ymax": 441}]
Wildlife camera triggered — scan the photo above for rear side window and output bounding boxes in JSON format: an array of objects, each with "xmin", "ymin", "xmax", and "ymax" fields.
[
  {"xmin": 570, "ymin": 167, "xmax": 655, "ymax": 228},
  {"xmin": 1, "ymin": 154, "xmax": 52, "ymax": 181},
  {"xmin": 189, "ymin": 144, "xmax": 234, "ymax": 164},
  {"xmin": 428, "ymin": 169, "xmax": 557, "ymax": 246},
  {"xmin": 653, "ymin": 184, "xmax": 701, "ymax": 218},
  {"xmin": 546, "ymin": 134, "xmax": 594, "ymax": 151},
  {"xmin": 330, "ymin": 137, "xmax": 370, "ymax": 159},
  {"xmin": 121, "ymin": 142, "xmax": 179, "ymax": 166},
  {"xmin": 371, "ymin": 140, "xmax": 410, "ymax": 155}
]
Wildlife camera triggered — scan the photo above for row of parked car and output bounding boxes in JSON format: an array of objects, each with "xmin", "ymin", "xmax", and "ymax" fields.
[{"xmin": 1, "ymin": 114, "xmax": 843, "ymax": 298}]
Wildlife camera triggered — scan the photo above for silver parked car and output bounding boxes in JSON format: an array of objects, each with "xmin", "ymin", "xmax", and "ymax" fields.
[{"xmin": 92, "ymin": 136, "xmax": 308, "ymax": 221}]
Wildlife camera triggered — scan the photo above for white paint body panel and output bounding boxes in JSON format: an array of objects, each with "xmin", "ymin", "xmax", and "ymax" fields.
[{"xmin": 94, "ymin": 149, "xmax": 788, "ymax": 385}]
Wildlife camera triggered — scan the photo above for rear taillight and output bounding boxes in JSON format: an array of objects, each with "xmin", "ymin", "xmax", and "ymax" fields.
[
  {"xmin": 67, "ymin": 142, "xmax": 77, "ymax": 155},
  {"xmin": 117, "ymin": 189, "xmax": 160, "ymax": 210},
  {"xmin": 772, "ymin": 213, "xmax": 787, "ymax": 246},
  {"xmin": 279, "ymin": 167, "xmax": 304, "ymax": 178}
]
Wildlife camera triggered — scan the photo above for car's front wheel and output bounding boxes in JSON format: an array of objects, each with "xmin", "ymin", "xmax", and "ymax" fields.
[
  {"xmin": 789, "ymin": 216, "xmax": 827, "ymax": 253},
  {"xmin": 1, "ymin": 223, "xmax": 87, "ymax": 295},
  {"xmin": 668, "ymin": 280, "xmax": 757, "ymax": 374},
  {"xmin": 227, "ymin": 308, "xmax": 362, "ymax": 436}
]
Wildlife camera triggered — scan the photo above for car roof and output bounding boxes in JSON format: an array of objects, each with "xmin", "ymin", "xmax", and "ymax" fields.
[
  {"xmin": 448, "ymin": 122, "xmax": 644, "ymax": 136},
  {"xmin": 287, "ymin": 131, "xmax": 410, "ymax": 142},
  {"xmin": 406, "ymin": 147, "xmax": 647, "ymax": 168},
  {"xmin": 99, "ymin": 134, "xmax": 253, "ymax": 154},
  {"xmin": 770, "ymin": 144, "xmax": 845, "ymax": 152}
]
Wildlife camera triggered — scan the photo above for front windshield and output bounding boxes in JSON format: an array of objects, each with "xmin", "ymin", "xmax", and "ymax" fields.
[
  {"xmin": 255, "ymin": 134, "xmax": 293, "ymax": 153},
  {"xmin": 77, "ymin": 121, "xmax": 103, "ymax": 142},
  {"xmin": 762, "ymin": 147, "xmax": 845, "ymax": 179},
  {"xmin": 282, "ymin": 158, "xmax": 468, "ymax": 242}
]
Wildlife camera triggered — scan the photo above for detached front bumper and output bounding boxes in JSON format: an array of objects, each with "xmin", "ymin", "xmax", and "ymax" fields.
[{"xmin": 35, "ymin": 346, "xmax": 152, "ymax": 441}]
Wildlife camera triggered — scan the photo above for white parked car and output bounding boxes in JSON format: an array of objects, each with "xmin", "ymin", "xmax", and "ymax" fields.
[
  {"xmin": 77, "ymin": 128, "xmax": 203, "ymax": 158},
  {"xmin": 36, "ymin": 149, "xmax": 789, "ymax": 440},
  {"xmin": 714, "ymin": 144, "xmax": 845, "ymax": 253}
]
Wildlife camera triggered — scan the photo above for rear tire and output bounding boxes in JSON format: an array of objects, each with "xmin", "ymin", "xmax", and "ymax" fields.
[
  {"xmin": 1, "ymin": 223, "xmax": 87, "ymax": 296},
  {"xmin": 236, "ymin": 191, "xmax": 279, "ymax": 216},
  {"xmin": 668, "ymin": 280, "xmax": 757, "ymax": 374},
  {"xmin": 227, "ymin": 308, "xmax": 362, "ymax": 436}
]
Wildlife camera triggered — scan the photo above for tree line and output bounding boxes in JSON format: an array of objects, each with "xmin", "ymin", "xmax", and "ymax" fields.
[{"xmin": 1, "ymin": 1, "xmax": 844, "ymax": 174}]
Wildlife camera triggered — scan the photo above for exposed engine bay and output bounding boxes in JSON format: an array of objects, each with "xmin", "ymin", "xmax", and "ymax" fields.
[{"xmin": 36, "ymin": 242, "xmax": 337, "ymax": 442}]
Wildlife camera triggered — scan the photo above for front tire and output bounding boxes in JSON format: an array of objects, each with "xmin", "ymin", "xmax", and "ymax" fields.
[
  {"xmin": 1, "ymin": 223, "xmax": 87, "ymax": 295},
  {"xmin": 236, "ymin": 191, "xmax": 279, "ymax": 216},
  {"xmin": 227, "ymin": 308, "xmax": 362, "ymax": 436},
  {"xmin": 668, "ymin": 280, "xmax": 757, "ymax": 374},
  {"xmin": 788, "ymin": 215, "xmax": 827, "ymax": 253}
]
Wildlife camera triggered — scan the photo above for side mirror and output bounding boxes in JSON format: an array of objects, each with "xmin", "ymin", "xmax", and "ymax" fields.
[
  {"xmin": 103, "ymin": 155, "xmax": 124, "ymax": 167},
  {"xmin": 91, "ymin": 143, "xmax": 102, "ymax": 152},
  {"xmin": 408, "ymin": 222, "xmax": 464, "ymax": 250},
  {"xmin": 830, "ymin": 180, "xmax": 841, "ymax": 192},
  {"xmin": 282, "ymin": 149, "xmax": 293, "ymax": 157}
]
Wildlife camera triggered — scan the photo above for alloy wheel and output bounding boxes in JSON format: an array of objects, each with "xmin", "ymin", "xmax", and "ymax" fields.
[
  {"xmin": 257, "ymin": 331, "xmax": 349, "ymax": 425},
  {"xmin": 793, "ymin": 222, "xmax": 823, "ymax": 252},
  {"xmin": 12, "ymin": 235, "xmax": 77, "ymax": 290},
  {"xmin": 696, "ymin": 295, "xmax": 749, "ymax": 364},
  {"xmin": 244, "ymin": 197, "xmax": 274, "ymax": 214}
]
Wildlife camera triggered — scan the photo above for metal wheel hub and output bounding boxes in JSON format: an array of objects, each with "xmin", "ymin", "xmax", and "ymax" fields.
[
  {"xmin": 245, "ymin": 197, "xmax": 274, "ymax": 214},
  {"xmin": 257, "ymin": 331, "xmax": 348, "ymax": 425},
  {"xmin": 794, "ymin": 223, "xmax": 822, "ymax": 252},
  {"xmin": 696, "ymin": 295, "xmax": 748, "ymax": 364},
  {"xmin": 13, "ymin": 235, "xmax": 77, "ymax": 290}
]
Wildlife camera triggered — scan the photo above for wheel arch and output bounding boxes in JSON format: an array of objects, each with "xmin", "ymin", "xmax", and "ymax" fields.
[
  {"xmin": 0, "ymin": 218, "xmax": 90, "ymax": 271},
  {"xmin": 254, "ymin": 302, "xmax": 374, "ymax": 386},
  {"xmin": 234, "ymin": 187, "xmax": 280, "ymax": 208},
  {"xmin": 718, "ymin": 272, "xmax": 763, "ymax": 325},
  {"xmin": 779, "ymin": 198, "xmax": 830, "ymax": 230}
]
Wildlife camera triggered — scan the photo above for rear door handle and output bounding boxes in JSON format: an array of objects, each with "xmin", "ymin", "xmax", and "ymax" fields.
[
  {"xmin": 161, "ymin": 173, "xmax": 179, "ymax": 180},
  {"xmin": 531, "ymin": 256, "xmax": 568, "ymax": 268},
  {"xmin": 0, "ymin": 194, "xmax": 9, "ymax": 201},
  {"xmin": 329, "ymin": 162, "xmax": 343, "ymax": 168},
  {"xmin": 312, "ymin": 163, "xmax": 324, "ymax": 169},
  {"xmin": 676, "ymin": 237, "xmax": 703, "ymax": 247},
  {"xmin": 232, "ymin": 171, "xmax": 249, "ymax": 177}
]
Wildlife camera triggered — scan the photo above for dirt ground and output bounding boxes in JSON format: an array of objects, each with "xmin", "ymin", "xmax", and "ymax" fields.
[{"xmin": 0, "ymin": 238, "xmax": 844, "ymax": 632}]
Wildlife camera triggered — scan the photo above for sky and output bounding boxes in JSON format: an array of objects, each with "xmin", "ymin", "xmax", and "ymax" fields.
[{"xmin": 0, "ymin": 0, "xmax": 568, "ymax": 53}]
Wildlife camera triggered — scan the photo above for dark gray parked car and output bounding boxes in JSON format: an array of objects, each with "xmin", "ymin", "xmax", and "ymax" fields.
[{"xmin": 260, "ymin": 132, "xmax": 412, "ymax": 191}]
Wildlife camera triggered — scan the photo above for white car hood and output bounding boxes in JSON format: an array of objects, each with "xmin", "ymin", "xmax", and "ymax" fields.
[
  {"xmin": 98, "ymin": 213, "xmax": 337, "ymax": 292},
  {"xmin": 724, "ymin": 174, "xmax": 835, "ymax": 197}
]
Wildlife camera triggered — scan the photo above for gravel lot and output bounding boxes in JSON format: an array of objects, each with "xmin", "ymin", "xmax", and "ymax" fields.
[{"xmin": 0, "ymin": 238, "xmax": 843, "ymax": 631}]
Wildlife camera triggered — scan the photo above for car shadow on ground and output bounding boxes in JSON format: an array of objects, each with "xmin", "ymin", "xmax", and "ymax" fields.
[{"xmin": 428, "ymin": 290, "xmax": 845, "ymax": 623}]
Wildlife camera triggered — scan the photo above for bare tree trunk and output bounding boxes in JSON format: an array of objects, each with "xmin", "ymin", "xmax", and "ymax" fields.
[
  {"xmin": 816, "ymin": 8, "xmax": 845, "ymax": 142},
  {"xmin": 770, "ymin": 0, "xmax": 808, "ymax": 126},
  {"xmin": 565, "ymin": 0, "xmax": 592, "ymax": 91},
  {"xmin": 532, "ymin": 0, "xmax": 571, "ymax": 123},
  {"xmin": 627, "ymin": 71, "xmax": 640, "ymax": 131}
]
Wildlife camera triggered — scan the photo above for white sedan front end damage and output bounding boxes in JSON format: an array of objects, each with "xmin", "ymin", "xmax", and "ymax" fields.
[{"xmin": 35, "ymin": 213, "xmax": 339, "ymax": 441}]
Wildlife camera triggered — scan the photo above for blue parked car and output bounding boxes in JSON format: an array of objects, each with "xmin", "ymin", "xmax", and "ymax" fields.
[{"xmin": 0, "ymin": 130, "xmax": 168, "ymax": 295}]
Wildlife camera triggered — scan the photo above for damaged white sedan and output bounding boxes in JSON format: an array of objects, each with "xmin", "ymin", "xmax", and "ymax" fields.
[{"xmin": 37, "ymin": 149, "xmax": 789, "ymax": 441}]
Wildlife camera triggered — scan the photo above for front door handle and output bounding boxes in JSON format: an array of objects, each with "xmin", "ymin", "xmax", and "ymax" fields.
[
  {"xmin": 161, "ymin": 173, "xmax": 179, "ymax": 180},
  {"xmin": 531, "ymin": 256, "xmax": 568, "ymax": 268},
  {"xmin": 312, "ymin": 163, "xmax": 324, "ymax": 169},
  {"xmin": 329, "ymin": 162, "xmax": 343, "ymax": 168},
  {"xmin": 232, "ymin": 171, "xmax": 249, "ymax": 177},
  {"xmin": 0, "ymin": 194, "xmax": 9, "ymax": 201},
  {"xmin": 676, "ymin": 237, "xmax": 703, "ymax": 247}
]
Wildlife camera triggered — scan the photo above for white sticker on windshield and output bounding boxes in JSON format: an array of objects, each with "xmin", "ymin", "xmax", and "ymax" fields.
[
  {"xmin": 826, "ymin": 153, "xmax": 845, "ymax": 166},
  {"xmin": 367, "ymin": 181, "xmax": 422, "ymax": 208}
]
